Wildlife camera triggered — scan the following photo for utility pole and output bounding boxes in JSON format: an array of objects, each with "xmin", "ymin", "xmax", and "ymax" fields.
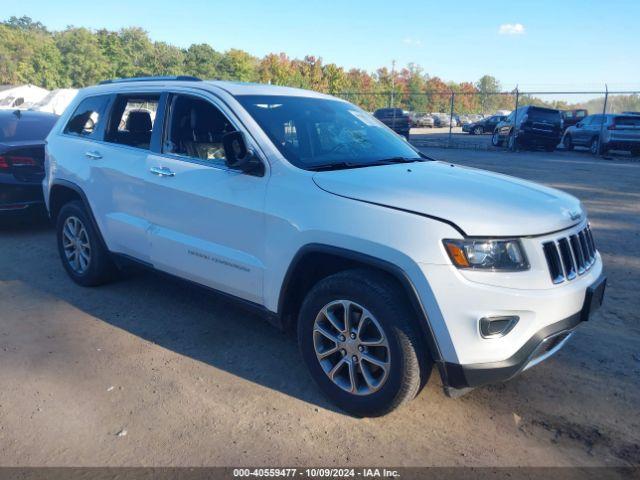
[{"xmin": 390, "ymin": 60, "xmax": 396, "ymax": 108}]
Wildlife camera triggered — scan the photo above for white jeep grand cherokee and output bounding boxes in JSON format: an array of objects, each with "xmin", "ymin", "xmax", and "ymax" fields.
[{"xmin": 44, "ymin": 77, "xmax": 606, "ymax": 417}]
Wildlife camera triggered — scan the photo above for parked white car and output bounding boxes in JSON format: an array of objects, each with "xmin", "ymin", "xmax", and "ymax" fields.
[{"xmin": 43, "ymin": 77, "xmax": 606, "ymax": 416}]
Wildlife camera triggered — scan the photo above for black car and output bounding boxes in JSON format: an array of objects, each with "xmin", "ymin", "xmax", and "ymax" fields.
[
  {"xmin": 491, "ymin": 106, "xmax": 562, "ymax": 151},
  {"xmin": 373, "ymin": 108, "xmax": 411, "ymax": 139},
  {"xmin": 0, "ymin": 110, "xmax": 59, "ymax": 214},
  {"xmin": 462, "ymin": 114, "xmax": 506, "ymax": 134}
]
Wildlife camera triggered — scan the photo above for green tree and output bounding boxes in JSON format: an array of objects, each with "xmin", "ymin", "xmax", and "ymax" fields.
[
  {"xmin": 323, "ymin": 63, "xmax": 346, "ymax": 95},
  {"xmin": 0, "ymin": 25, "xmax": 20, "ymax": 84},
  {"xmin": 19, "ymin": 35, "xmax": 63, "ymax": 88},
  {"xmin": 475, "ymin": 75, "xmax": 502, "ymax": 114},
  {"xmin": 55, "ymin": 27, "xmax": 109, "ymax": 87},
  {"xmin": 404, "ymin": 63, "xmax": 428, "ymax": 112},
  {"xmin": 217, "ymin": 49, "xmax": 258, "ymax": 81},
  {"xmin": 2, "ymin": 16, "xmax": 47, "ymax": 33},
  {"xmin": 149, "ymin": 42, "xmax": 185, "ymax": 76},
  {"xmin": 115, "ymin": 27, "xmax": 154, "ymax": 77},
  {"xmin": 184, "ymin": 43, "xmax": 222, "ymax": 79}
]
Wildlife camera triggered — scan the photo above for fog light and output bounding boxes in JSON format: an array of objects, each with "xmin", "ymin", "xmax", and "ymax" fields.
[{"xmin": 479, "ymin": 316, "xmax": 519, "ymax": 338}]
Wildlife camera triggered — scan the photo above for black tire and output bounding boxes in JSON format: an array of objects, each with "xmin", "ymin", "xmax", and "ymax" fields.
[
  {"xmin": 590, "ymin": 137, "xmax": 604, "ymax": 155},
  {"xmin": 297, "ymin": 269, "xmax": 431, "ymax": 417},
  {"xmin": 563, "ymin": 134, "xmax": 574, "ymax": 151},
  {"xmin": 508, "ymin": 131, "xmax": 518, "ymax": 151},
  {"xmin": 544, "ymin": 144, "xmax": 556, "ymax": 152},
  {"xmin": 473, "ymin": 126, "xmax": 483, "ymax": 135},
  {"xmin": 491, "ymin": 131, "xmax": 502, "ymax": 147},
  {"xmin": 631, "ymin": 149, "xmax": 640, "ymax": 157},
  {"xmin": 56, "ymin": 200, "xmax": 117, "ymax": 287}
]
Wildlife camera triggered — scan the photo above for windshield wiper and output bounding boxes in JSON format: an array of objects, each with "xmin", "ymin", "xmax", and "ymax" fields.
[
  {"xmin": 307, "ymin": 162, "xmax": 368, "ymax": 171},
  {"xmin": 372, "ymin": 156, "xmax": 423, "ymax": 165},
  {"xmin": 307, "ymin": 157, "xmax": 423, "ymax": 172}
]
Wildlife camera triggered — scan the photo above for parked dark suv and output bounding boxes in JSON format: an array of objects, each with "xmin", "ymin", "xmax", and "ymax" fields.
[
  {"xmin": 491, "ymin": 106, "xmax": 562, "ymax": 151},
  {"xmin": 373, "ymin": 108, "xmax": 411, "ymax": 139}
]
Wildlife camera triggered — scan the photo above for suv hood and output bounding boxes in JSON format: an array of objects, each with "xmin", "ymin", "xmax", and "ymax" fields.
[{"xmin": 312, "ymin": 161, "xmax": 583, "ymax": 237}]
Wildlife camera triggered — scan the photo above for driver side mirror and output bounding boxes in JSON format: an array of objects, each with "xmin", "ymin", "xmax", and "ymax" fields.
[{"xmin": 222, "ymin": 131, "xmax": 263, "ymax": 175}]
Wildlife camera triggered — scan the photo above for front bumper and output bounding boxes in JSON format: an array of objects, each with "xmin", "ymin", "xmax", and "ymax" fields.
[{"xmin": 442, "ymin": 274, "xmax": 606, "ymax": 390}]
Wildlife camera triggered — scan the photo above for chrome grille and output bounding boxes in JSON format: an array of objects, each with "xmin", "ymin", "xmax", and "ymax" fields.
[{"xmin": 543, "ymin": 226, "xmax": 597, "ymax": 284}]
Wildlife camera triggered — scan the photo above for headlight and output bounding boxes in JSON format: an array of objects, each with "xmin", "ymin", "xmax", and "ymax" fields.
[{"xmin": 443, "ymin": 239, "xmax": 529, "ymax": 271}]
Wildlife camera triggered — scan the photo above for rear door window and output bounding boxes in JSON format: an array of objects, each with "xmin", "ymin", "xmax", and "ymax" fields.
[{"xmin": 64, "ymin": 95, "xmax": 111, "ymax": 139}]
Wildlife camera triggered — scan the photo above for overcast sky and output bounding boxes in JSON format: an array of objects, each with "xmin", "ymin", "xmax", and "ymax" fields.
[{"xmin": 6, "ymin": 0, "xmax": 640, "ymax": 92}]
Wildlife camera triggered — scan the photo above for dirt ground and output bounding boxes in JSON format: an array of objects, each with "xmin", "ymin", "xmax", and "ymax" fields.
[{"xmin": 0, "ymin": 147, "xmax": 638, "ymax": 468}]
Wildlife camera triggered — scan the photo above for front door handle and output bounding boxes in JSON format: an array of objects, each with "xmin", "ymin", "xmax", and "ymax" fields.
[
  {"xmin": 85, "ymin": 151, "xmax": 102, "ymax": 160},
  {"xmin": 149, "ymin": 166, "xmax": 175, "ymax": 177}
]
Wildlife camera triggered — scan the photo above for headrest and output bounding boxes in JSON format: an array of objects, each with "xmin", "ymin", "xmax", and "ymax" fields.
[
  {"xmin": 190, "ymin": 107, "xmax": 226, "ymax": 132},
  {"xmin": 126, "ymin": 110, "xmax": 152, "ymax": 133}
]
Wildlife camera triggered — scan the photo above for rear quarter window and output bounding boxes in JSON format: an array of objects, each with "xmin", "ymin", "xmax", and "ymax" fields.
[
  {"xmin": 64, "ymin": 95, "xmax": 111, "ymax": 139},
  {"xmin": 615, "ymin": 116, "xmax": 640, "ymax": 127}
]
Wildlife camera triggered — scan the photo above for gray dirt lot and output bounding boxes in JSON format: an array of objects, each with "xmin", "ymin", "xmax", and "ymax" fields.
[{"xmin": 0, "ymin": 147, "xmax": 639, "ymax": 468}]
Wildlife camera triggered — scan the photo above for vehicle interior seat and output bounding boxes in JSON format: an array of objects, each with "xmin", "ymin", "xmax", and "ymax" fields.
[
  {"xmin": 124, "ymin": 110, "xmax": 152, "ymax": 148},
  {"xmin": 172, "ymin": 103, "xmax": 233, "ymax": 162}
]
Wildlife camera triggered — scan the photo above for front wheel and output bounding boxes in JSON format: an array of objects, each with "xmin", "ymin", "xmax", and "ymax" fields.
[
  {"xmin": 298, "ymin": 270, "xmax": 430, "ymax": 417},
  {"xmin": 508, "ymin": 131, "xmax": 518, "ymax": 151},
  {"xmin": 473, "ymin": 126, "xmax": 483, "ymax": 135},
  {"xmin": 491, "ymin": 131, "xmax": 502, "ymax": 147}
]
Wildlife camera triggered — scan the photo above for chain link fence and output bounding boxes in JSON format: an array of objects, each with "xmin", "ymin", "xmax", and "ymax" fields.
[{"xmin": 335, "ymin": 89, "xmax": 640, "ymax": 156}]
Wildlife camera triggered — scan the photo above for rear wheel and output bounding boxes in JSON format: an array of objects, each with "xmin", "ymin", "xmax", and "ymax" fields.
[
  {"xmin": 473, "ymin": 126, "xmax": 483, "ymax": 135},
  {"xmin": 563, "ymin": 134, "xmax": 574, "ymax": 151},
  {"xmin": 56, "ymin": 201, "xmax": 117, "ymax": 286},
  {"xmin": 590, "ymin": 137, "xmax": 605, "ymax": 155},
  {"xmin": 298, "ymin": 269, "xmax": 430, "ymax": 417}
]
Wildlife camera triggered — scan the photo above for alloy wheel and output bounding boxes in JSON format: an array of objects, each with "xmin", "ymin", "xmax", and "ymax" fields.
[
  {"xmin": 313, "ymin": 300, "xmax": 390, "ymax": 396},
  {"xmin": 61, "ymin": 216, "xmax": 91, "ymax": 274}
]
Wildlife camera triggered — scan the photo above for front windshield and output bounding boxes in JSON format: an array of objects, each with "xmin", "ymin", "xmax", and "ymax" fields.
[{"xmin": 236, "ymin": 95, "xmax": 422, "ymax": 170}]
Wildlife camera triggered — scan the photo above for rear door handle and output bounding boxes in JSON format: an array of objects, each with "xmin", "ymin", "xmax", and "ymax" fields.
[
  {"xmin": 85, "ymin": 151, "xmax": 102, "ymax": 160},
  {"xmin": 149, "ymin": 166, "xmax": 175, "ymax": 177}
]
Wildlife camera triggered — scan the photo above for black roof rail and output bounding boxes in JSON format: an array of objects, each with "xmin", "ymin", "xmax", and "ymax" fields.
[{"xmin": 99, "ymin": 75, "xmax": 202, "ymax": 85}]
